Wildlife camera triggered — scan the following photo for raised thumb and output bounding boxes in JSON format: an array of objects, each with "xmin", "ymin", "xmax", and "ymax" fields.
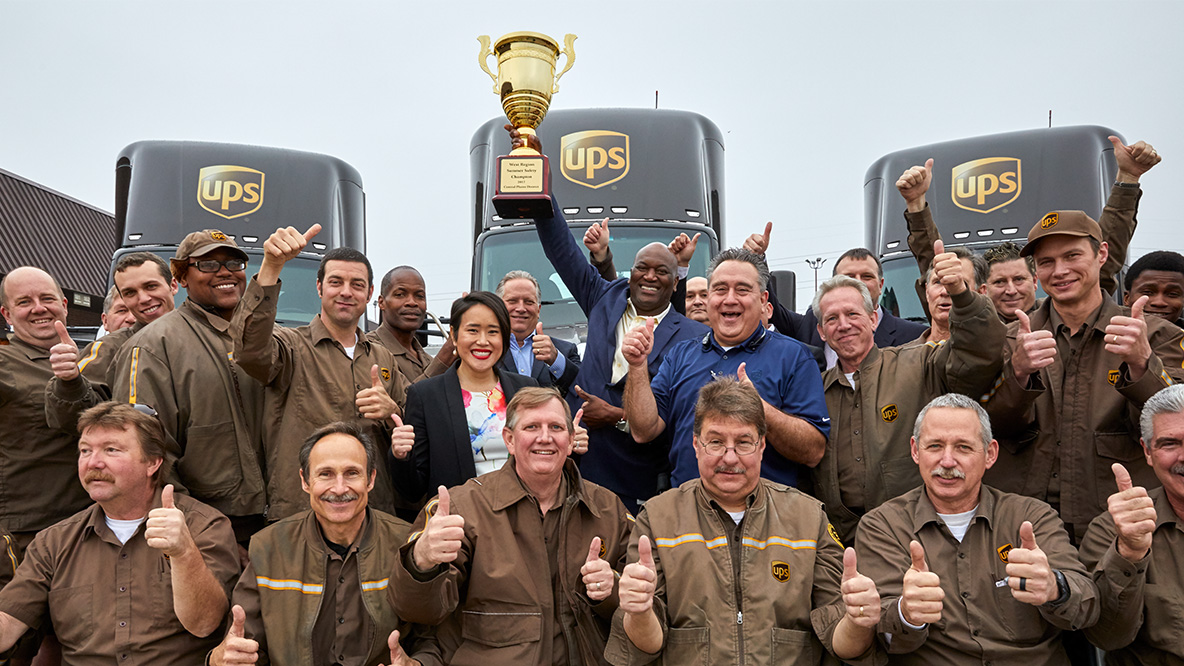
[
  {"xmin": 573, "ymin": 407, "xmax": 585, "ymax": 427},
  {"xmin": 1020, "ymin": 521, "xmax": 1038, "ymax": 550},
  {"xmin": 842, "ymin": 547, "xmax": 858, "ymax": 582},
  {"xmin": 55, "ymin": 320, "xmax": 73, "ymax": 346},
  {"xmin": 435, "ymin": 486, "xmax": 450, "ymax": 518},
  {"xmin": 737, "ymin": 362, "xmax": 748, "ymax": 383},
  {"xmin": 371, "ymin": 364, "xmax": 382, "ymax": 389},
  {"xmin": 762, "ymin": 221, "xmax": 773, "ymax": 243},
  {"xmin": 587, "ymin": 536, "xmax": 602, "ymax": 563},
  {"xmin": 388, "ymin": 629, "xmax": 403, "ymax": 660},
  {"xmin": 645, "ymin": 317, "xmax": 654, "ymax": 334},
  {"xmin": 229, "ymin": 604, "xmax": 246, "ymax": 638},
  {"xmin": 1015, "ymin": 308, "xmax": 1032, "ymax": 335},
  {"xmin": 161, "ymin": 484, "xmax": 176, "ymax": 509},
  {"xmin": 1112, "ymin": 462, "xmax": 1133, "ymax": 492},
  {"xmin": 390, "ymin": 413, "xmax": 404, "ymax": 428},
  {"xmin": 1131, "ymin": 294, "xmax": 1148, "ymax": 321},
  {"xmin": 638, "ymin": 534, "xmax": 655, "ymax": 570},
  {"xmin": 924, "ymin": 157, "xmax": 934, "ymax": 175},
  {"xmin": 933, "ymin": 239, "xmax": 945, "ymax": 256},
  {"xmin": 536, "ymin": 322, "xmax": 544, "ymax": 336},
  {"xmin": 1107, "ymin": 135, "xmax": 1126, "ymax": 152},
  {"xmin": 909, "ymin": 540, "xmax": 929, "ymax": 573}
]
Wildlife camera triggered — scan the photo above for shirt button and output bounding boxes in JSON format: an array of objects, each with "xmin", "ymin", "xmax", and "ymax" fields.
[
  {"xmin": 958, "ymin": 552, "xmax": 965, "ymax": 559},
  {"xmin": 855, "ymin": 457, "xmax": 862, "ymax": 463},
  {"xmin": 119, "ymin": 586, "xmax": 126, "ymax": 592},
  {"xmin": 121, "ymin": 553, "xmax": 128, "ymax": 559},
  {"xmin": 853, "ymin": 430, "xmax": 859, "ymax": 435},
  {"xmin": 119, "ymin": 621, "xmax": 126, "ymax": 627},
  {"xmin": 338, "ymin": 577, "xmax": 345, "ymax": 583},
  {"xmin": 972, "ymin": 629, "xmax": 979, "ymax": 636},
  {"xmin": 722, "ymin": 355, "xmax": 728, "ymax": 360},
  {"xmin": 961, "ymin": 592, "xmax": 970, "ymax": 599},
  {"xmin": 338, "ymin": 617, "xmax": 345, "ymax": 624}
]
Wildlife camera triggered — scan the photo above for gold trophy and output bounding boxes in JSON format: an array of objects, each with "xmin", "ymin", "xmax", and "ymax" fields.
[{"xmin": 478, "ymin": 31, "xmax": 576, "ymax": 219}]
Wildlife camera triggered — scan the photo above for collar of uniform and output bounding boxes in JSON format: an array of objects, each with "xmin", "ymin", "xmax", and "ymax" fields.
[
  {"xmin": 300, "ymin": 507, "xmax": 374, "ymax": 556},
  {"xmin": 702, "ymin": 323, "xmax": 765, "ymax": 354},
  {"xmin": 86, "ymin": 486, "xmax": 169, "ymax": 545},
  {"xmin": 181, "ymin": 298, "xmax": 230, "ymax": 333},
  {"xmin": 1148, "ymin": 486, "xmax": 1183, "ymax": 532},
  {"xmin": 374, "ymin": 325, "xmax": 419, "ymax": 359},
  {"xmin": 912, "ymin": 484, "xmax": 996, "ymax": 534},
  {"xmin": 1046, "ymin": 291, "xmax": 1115, "ymax": 337},
  {"xmin": 309, "ymin": 314, "xmax": 365, "ymax": 351},
  {"xmin": 7, "ymin": 336, "xmax": 52, "ymax": 359},
  {"xmin": 822, "ymin": 344, "xmax": 879, "ymax": 390},
  {"xmin": 487, "ymin": 457, "xmax": 598, "ymax": 517}
]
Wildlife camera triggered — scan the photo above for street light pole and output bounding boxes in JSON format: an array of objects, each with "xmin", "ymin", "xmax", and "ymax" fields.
[{"xmin": 805, "ymin": 257, "xmax": 827, "ymax": 292}]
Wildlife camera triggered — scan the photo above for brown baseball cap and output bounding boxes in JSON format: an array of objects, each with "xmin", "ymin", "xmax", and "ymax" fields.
[
  {"xmin": 171, "ymin": 230, "xmax": 249, "ymax": 278},
  {"xmin": 1019, "ymin": 210, "xmax": 1103, "ymax": 258}
]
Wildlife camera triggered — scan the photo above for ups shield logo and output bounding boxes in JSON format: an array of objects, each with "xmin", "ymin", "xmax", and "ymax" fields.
[
  {"xmin": 560, "ymin": 130, "xmax": 630, "ymax": 189},
  {"xmin": 881, "ymin": 404, "xmax": 899, "ymax": 422},
  {"xmin": 951, "ymin": 157, "xmax": 1021, "ymax": 214},
  {"xmin": 771, "ymin": 561, "xmax": 790, "ymax": 583},
  {"xmin": 997, "ymin": 543, "xmax": 1012, "ymax": 563},
  {"xmin": 1041, "ymin": 212, "xmax": 1059, "ymax": 229},
  {"xmin": 381, "ymin": 367, "xmax": 392, "ymax": 383},
  {"xmin": 198, "ymin": 165, "xmax": 265, "ymax": 220},
  {"xmin": 1108, "ymin": 369, "xmax": 1120, "ymax": 385}
]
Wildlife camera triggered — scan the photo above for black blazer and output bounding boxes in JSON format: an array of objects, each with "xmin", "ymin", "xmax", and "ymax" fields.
[
  {"xmin": 496, "ymin": 337, "xmax": 581, "ymax": 396},
  {"xmin": 390, "ymin": 364, "xmax": 538, "ymax": 505}
]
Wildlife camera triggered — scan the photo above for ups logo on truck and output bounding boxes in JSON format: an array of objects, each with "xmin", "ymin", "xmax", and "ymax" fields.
[
  {"xmin": 951, "ymin": 157, "xmax": 1021, "ymax": 214},
  {"xmin": 560, "ymin": 131, "xmax": 630, "ymax": 189},
  {"xmin": 198, "ymin": 166, "xmax": 265, "ymax": 220}
]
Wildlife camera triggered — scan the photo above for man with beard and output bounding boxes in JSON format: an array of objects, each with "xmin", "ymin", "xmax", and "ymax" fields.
[
  {"xmin": 111, "ymin": 230, "xmax": 269, "ymax": 546},
  {"xmin": 368, "ymin": 265, "xmax": 455, "ymax": 384},
  {"xmin": 232, "ymin": 224, "xmax": 407, "ymax": 520}
]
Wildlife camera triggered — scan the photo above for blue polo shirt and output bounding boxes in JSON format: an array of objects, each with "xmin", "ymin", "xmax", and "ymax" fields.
[{"xmin": 651, "ymin": 325, "xmax": 830, "ymax": 488}]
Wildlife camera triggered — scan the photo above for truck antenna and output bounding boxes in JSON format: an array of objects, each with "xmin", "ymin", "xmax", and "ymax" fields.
[
  {"xmin": 1048, "ymin": 110, "xmax": 1052, "ymax": 128},
  {"xmin": 655, "ymin": 90, "xmax": 659, "ymax": 109}
]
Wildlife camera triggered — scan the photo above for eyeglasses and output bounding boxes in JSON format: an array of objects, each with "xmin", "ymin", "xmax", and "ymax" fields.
[
  {"xmin": 700, "ymin": 441, "xmax": 759, "ymax": 456},
  {"xmin": 190, "ymin": 259, "xmax": 246, "ymax": 273}
]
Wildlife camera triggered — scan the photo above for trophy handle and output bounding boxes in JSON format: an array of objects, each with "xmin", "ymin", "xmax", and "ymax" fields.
[
  {"xmin": 553, "ymin": 34, "xmax": 578, "ymax": 94},
  {"xmin": 477, "ymin": 35, "xmax": 498, "ymax": 93}
]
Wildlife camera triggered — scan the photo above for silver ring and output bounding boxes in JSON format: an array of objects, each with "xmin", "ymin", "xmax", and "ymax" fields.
[
  {"xmin": 595, "ymin": 582, "xmax": 601, "ymax": 591},
  {"xmin": 1019, "ymin": 577, "xmax": 1027, "ymax": 591}
]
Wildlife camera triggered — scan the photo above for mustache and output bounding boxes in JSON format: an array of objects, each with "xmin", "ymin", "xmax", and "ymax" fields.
[
  {"xmin": 930, "ymin": 466, "xmax": 965, "ymax": 480},
  {"xmin": 1170, "ymin": 462, "xmax": 1184, "ymax": 476},
  {"xmin": 84, "ymin": 471, "xmax": 115, "ymax": 484},
  {"xmin": 714, "ymin": 464, "xmax": 746, "ymax": 475},
  {"xmin": 319, "ymin": 491, "xmax": 359, "ymax": 503}
]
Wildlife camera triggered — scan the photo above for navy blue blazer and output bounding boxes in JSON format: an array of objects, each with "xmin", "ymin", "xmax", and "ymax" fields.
[
  {"xmin": 534, "ymin": 205, "xmax": 710, "ymax": 512},
  {"xmin": 389, "ymin": 364, "xmax": 537, "ymax": 505},
  {"xmin": 496, "ymin": 337, "xmax": 581, "ymax": 397},
  {"xmin": 768, "ymin": 285, "xmax": 927, "ymax": 349}
]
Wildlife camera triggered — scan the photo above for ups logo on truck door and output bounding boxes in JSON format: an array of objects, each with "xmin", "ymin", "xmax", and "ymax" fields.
[
  {"xmin": 560, "ymin": 131, "xmax": 630, "ymax": 189},
  {"xmin": 198, "ymin": 166, "xmax": 265, "ymax": 220},
  {"xmin": 951, "ymin": 158, "xmax": 1021, "ymax": 214}
]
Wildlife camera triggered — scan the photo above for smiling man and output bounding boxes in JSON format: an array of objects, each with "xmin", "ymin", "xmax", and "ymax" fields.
[
  {"xmin": 232, "ymin": 224, "xmax": 407, "ymax": 520},
  {"xmin": 392, "ymin": 387, "xmax": 633, "ymax": 665},
  {"xmin": 369, "ymin": 265, "xmax": 456, "ymax": 384},
  {"xmin": 1122, "ymin": 250, "xmax": 1184, "ymax": 327},
  {"xmin": 495, "ymin": 270, "xmax": 581, "ymax": 395},
  {"xmin": 624, "ymin": 248, "xmax": 830, "ymax": 490},
  {"xmin": 212, "ymin": 422, "xmax": 411, "ymax": 666}
]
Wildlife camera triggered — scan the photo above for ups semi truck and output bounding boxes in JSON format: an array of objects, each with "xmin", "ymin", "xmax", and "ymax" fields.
[
  {"xmin": 112, "ymin": 140, "xmax": 366, "ymax": 327},
  {"xmin": 470, "ymin": 108, "xmax": 725, "ymax": 342},
  {"xmin": 864, "ymin": 125, "xmax": 1122, "ymax": 321}
]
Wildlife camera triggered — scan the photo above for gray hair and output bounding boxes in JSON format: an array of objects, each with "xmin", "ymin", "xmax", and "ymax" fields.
[
  {"xmin": 810, "ymin": 275, "xmax": 873, "ymax": 320},
  {"xmin": 912, "ymin": 393, "xmax": 992, "ymax": 450},
  {"xmin": 1140, "ymin": 384, "xmax": 1184, "ymax": 445},
  {"xmin": 707, "ymin": 248, "xmax": 771, "ymax": 292},
  {"xmin": 496, "ymin": 270, "xmax": 541, "ymax": 301},
  {"xmin": 102, "ymin": 286, "xmax": 122, "ymax": 314}
]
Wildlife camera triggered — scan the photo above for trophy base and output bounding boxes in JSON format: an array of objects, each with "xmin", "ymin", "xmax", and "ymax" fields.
[{"xmin": 493, "ymin": 153, "xmax": 554, "ymax": 219}]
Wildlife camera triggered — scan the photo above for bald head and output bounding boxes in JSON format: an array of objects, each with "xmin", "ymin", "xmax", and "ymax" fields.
[
  {"xmin": 629, "ymin": 243, "xmax": 678, "ymax": 316},
  {"xmin": 0, "ymin": 267, "xmax": 68, "ymax": 349}
]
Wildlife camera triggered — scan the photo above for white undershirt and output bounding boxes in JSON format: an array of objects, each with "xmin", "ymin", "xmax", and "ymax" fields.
[
  {"xmin": 726, "ymin": 510, "xmax": 745, "ymax": 524},
  {"xmin": 343, "ymin": 344, "xmax": 356, "ymax": 360},
  {"xmin": 105, "ymin": 516, "xmax": 145, "ymax": 545},
  {"xmin": 844, "ymin": 372, "xmax": 856, "ymax": 387},
  {"xmin": 937, "ymin": 507, "xmax": 978, "ymax": 543}
]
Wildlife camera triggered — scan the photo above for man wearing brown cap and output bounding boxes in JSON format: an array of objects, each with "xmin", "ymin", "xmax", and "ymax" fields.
[
  {"xmin": 985, "ymin": 169, "xmax": 1184, "ymax": 542},
  {"xmin": 108, "ymin": 230, "xmax": 269, "ymax": 546}
]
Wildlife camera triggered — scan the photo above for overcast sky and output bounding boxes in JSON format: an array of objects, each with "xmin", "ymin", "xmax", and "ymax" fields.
[{"xmin": 4, "ymin": 0, "xmax": 1182, "ymax": 315}]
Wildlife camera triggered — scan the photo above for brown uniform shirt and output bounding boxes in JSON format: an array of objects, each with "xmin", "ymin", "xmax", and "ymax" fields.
[
  {"xmin": 0, "ymin": 492, "xmax": 240, "ymax": 665},
  {"xmin": 231, "ymin": 278, "xmax": 408, "ymax": 520},
  {"xmin": 0, "ymin": 338, "xmax": 90, "ymax": 533},
  {"xmin": 985, "ymin": 294, "xmax": 1184, "ymax": 538},
  {"xmin": 856, "ymin": 485, "xmax": 1099, "ymax": 665},
  {"xmin": 816, "ymin": 288, "xmax": 1005, "ymax": 541},
  {"xmin": 365, "ymin": 326, "xmax": 448, "ymax": 385},
  {"xmin": 1079, "ymin": 486, "xmax": 1184, "ymax": 663},
  {"xmin": 114, "ymin": 300, "xmax": 268, "ymax": 519}
]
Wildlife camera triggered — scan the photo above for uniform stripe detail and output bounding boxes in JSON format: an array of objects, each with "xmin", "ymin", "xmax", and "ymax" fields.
[
  {"xmin": 256, "ymin": 576, "xmax": 324, "ymax": 594},
  {"xmin": 361, "ymin": 578, "xmax": 390, "ymax": 591},
  {"xmin": 77, "ymin": 340, "xmax": 103, "ymax": 371},
  {"xmin": 2, "ymin": 535, "xmax": 16, "ymax": 576},
  {"xmin": 741, "ymin": 536, "xmax": 816, "ymax": 550},
  {"xmin": 653, "ymin": 533, "xmax": 728, "ymax": 549},
  {"xmin": 981, "ymin": 372, "xmax": 1006, "ymax": 404},
  {"xmin": 625, "ymin": 513, "xmax": 636, "ymax": 523},
  {"xmin": 127, "ymin": 347, "xmax": 140, "ymax": 403}
]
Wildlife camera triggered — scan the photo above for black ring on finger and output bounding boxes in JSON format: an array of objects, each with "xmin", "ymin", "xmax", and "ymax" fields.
[{"xmin": 1019, "ymin": 577, "xmax": 1027, "ymax": 591}]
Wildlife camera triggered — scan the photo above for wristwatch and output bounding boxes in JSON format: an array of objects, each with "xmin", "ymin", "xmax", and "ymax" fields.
[{"xmin": 615, "ymin": 418, "xmax": 630, "ymax": 433}]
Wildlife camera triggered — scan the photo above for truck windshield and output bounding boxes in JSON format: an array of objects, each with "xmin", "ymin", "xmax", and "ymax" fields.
[
  {"xmin": 880, "ymin": 257, "xmax": 927, "ymax": 322},
  {"xmin": 477, "ymin": 224, "xmax": 713, "ymax": 338}
]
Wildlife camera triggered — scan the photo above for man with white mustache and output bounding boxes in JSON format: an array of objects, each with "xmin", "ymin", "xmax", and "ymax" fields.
[{"xmin": 855, "ymin": 394, "xmax": 1098, "ymax": 664}]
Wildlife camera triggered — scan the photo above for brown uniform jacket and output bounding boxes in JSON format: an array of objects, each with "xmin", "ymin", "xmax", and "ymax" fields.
[
  {"xmin": 392, "ymin": 458, "xmax": 633, "ymax": 666},
  {"xmin": 44, "ymin": 322, "xmax": 141, "ymax": 431},
  {"xmin": 984, "ymin": 294, "xmax": 1184, "ymax": 536},
  {"xmin": 1079, "ymin": 486, "xmax": 1184, "ymax": 663},
  {"xmin": 816, "ymin": 288, "xmax": 1005, "ymax": 542},
  {"xmin": 365, "ymin": 326, "xmax": 448, "ymax": 385},
  {"xmin": 1, "ymin": 338, "xmax": 90, "ymax": 533},
  {"xmin": 0, "ymin": 491, "xmax": 240, "ymax": 665},
  {"xmin": 114, "ymin": 300, "xmax": 268, "ymax": 518},
  {"xmin": 605, "ymin": 479, "xmax": 878, "ymax": 666},
  {"xmin": 855, "ymin": 485, "xmax": 1099, "ymax": 665},
  {"xmin": 233, "ymin": 508, "xmax": 411, "ymax": 666},
  {"xmin": 231, "ymin": 277, "xmax": 408, "ymax": 520}
]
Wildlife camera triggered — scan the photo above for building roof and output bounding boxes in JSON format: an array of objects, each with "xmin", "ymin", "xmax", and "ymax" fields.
[{"xmin": 0, "ymin": 168, "xmax": 115, "ymax": 297}]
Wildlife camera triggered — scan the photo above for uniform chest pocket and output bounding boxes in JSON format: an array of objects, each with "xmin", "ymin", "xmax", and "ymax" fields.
[
  {"xmin": 771, "ymin": 627, "xmax": 817, "ymax": 665},
  {"xmin": 48, "ymin": 584, "xmax": 93, "ymax": 647},
  {"xmin": 665, "ymin": 626, "xmax": 709, "ymax": 666},
  {"xmin": 461, "ymin": 608, "xmax": 542, "ymax": 647}
]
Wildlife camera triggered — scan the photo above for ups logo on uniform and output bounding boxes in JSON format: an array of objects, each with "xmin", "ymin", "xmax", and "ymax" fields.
[
  {"xmin": 1108, "ymin": 369, "xmax": 1120, "ymax": 385},
  {"xmin": 997, "ymin": 543, "xmax": 1013, "ymax": 563},
  {"xmin": 1040, "ymin": 212, "xmax": 1059, "ymax": 229},
  {"xmin": 198, "ymin": 165, "xmax": 265, "ymax": 220},
  {"xmin": 881, "ymin": 404, "xmax": 899, "ymax": 422},
  {"xmin": 771, "ymin": 561, "xmax": 790, "ymax": 582},
  {"xmin": 951, "ymin": 157, "xmax": 1021, "ymax": 214},
  {"xmin": 560, "ymin": 130, "xmax": 630, "ymax": 190},
  {"xmin": 599, "ymin": 541, "xmax": 607, "ymax": 559},
  {"xmin": 381, "ymin": 367, "xmax": 392, "ymax": 382}
]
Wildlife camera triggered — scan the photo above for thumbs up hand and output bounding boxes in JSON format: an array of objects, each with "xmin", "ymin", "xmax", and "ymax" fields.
[
  {"xmin": 532, "ymin": 322, "xmax": 558, "ymax": 364},
  {"xmin": 896, "ymin": 158, "xmax": 934, "ymax": 212},
  {"xmin": 1108, "ymin": 463, "xmax": 1156, "ymax": 562},
  {"xmin": 381, "ymin": 629, "xmax": 417, "ymax": 666},
  {"xmin": 412, "ymin": 486, "xmax": 466, "ymax": 572},
  {"xmin": 841, "ymin": 548, "xmax": 880, "ymax": 628},
  {"xmin": 931, "ymin": 239, "xmax": 967, "ymax": 296},
  {"xmin": 1109, "ymin": 136, "xmax": 1161, "ymax": 182},
  {"xmin": 214, "ymin": 605, "xmax": 259, "ymax": 665},
  {"xmin": 389, "ymin": 413, "xmax": 415, "ymax": 460},
  {"xmin": 621, "ymin": 318, "xmax": 655, "ymax": 368},
  {"xmin": 1005, "ymin": 521, "xmax": 1058, "ymax": 605},
  {"xmin": 356, "ymin": 364, "xmax": 399, "ymax": 421},
  {"xmin": 146, "ymin": 485, "xmax": 197, "ymax": 559},
  {"xmin": 1011, "ymin": 309, "xmax": 1056, "ymax": 381},
  {"xmin": 581, "ymin": 536, "xmax": 614, "ymax": 601},
  {"xmin": 1105, "ymin": 295, "xmax": 1153, "ymax": 380},
  {"xmin": 571, "ymin": 407, "xmax": 589, "ymax": 455},
  {"xmin": 583, "ymin": 218, "xmax": 611, "ymax": 262},
  {"xmin": 619, "ymin": 535, "xmax": 658, "ymax": 614},
  {"xmin": 901, "ymin": 540, "xmax": 944, "ymax": 626},
  {"xmin": 743, "ymin": 222, "xmax": 773, "ymax": 256},
  {"xmin": 50, "ymin": 320, "xmax": 81, "ymax": 380}
]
